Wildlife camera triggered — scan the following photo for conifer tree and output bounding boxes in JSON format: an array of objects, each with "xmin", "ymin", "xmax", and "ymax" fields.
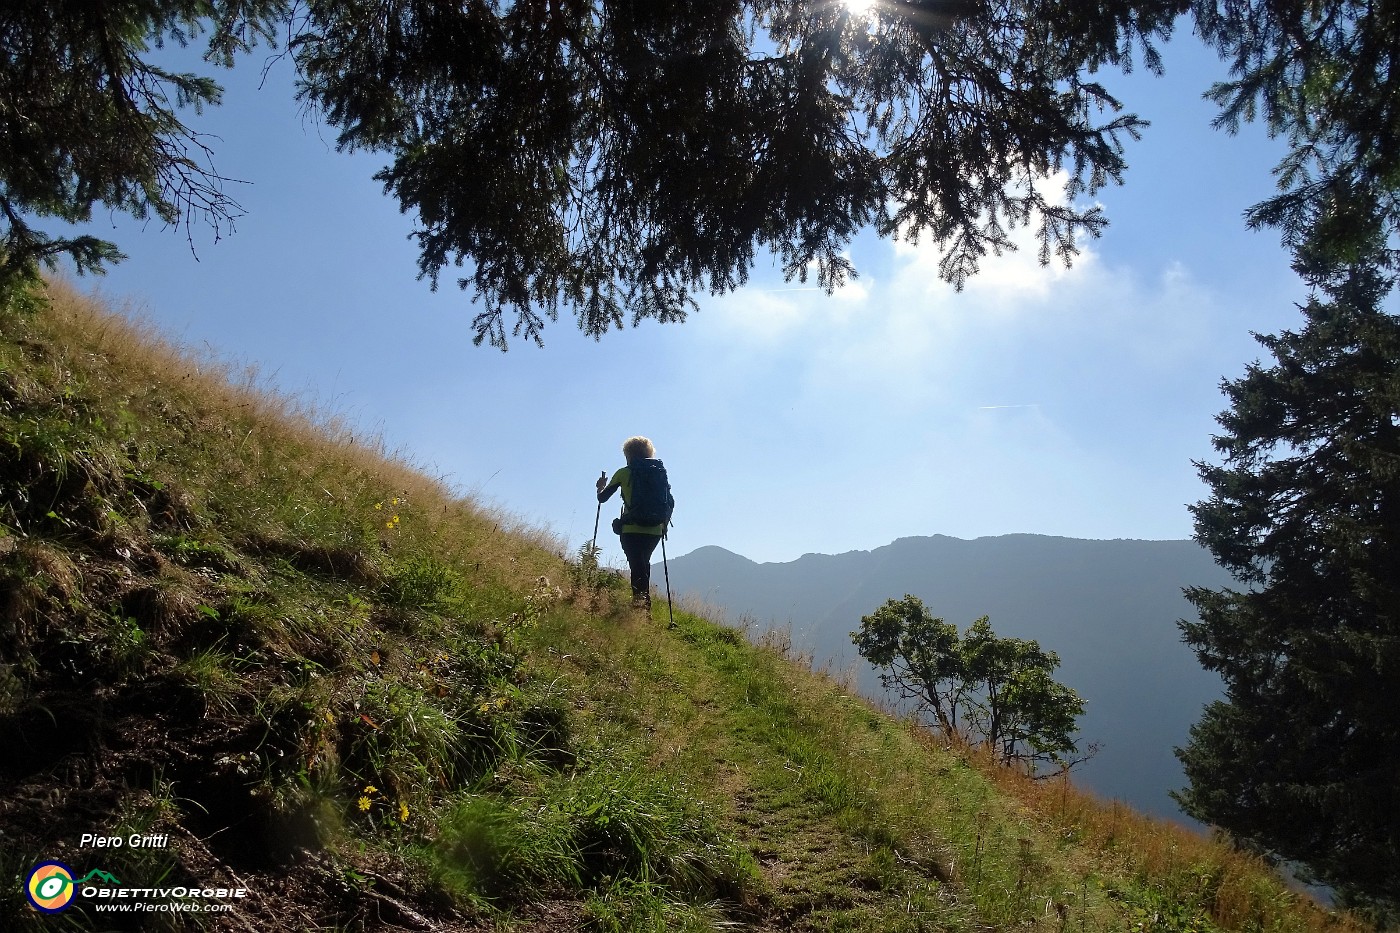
[
  {"xmin": 1177, "ymin": 214, "xmax": 1400, "ymax": 914},
  {"xmin": 0, "ymin": 1, "xmax": 286, "ymax": 283},
  {"xmin": 292, "ymin": 0, "xmax": 1182, "ymax": 347},
  {"xmin": 8, "ymin": 1, "xmax": 1400, "ymax": 351},
  {"xmin": 1189, "ymin": 0, "xmax": 1400, "ymax": 272}
]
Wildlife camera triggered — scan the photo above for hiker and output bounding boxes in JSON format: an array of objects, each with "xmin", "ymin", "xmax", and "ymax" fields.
[{"xmin": 596, "ymin": 436, "xmax": 674, "ymax": 609}]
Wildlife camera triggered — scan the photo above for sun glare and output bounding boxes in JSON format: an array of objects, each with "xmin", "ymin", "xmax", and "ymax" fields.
[{"xmin": 844, "ymin": 0, "xmax": 878, "ymax": 15}]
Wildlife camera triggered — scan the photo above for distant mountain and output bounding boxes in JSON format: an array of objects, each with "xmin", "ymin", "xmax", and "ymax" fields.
[{"xmin": 657, "ymin": 534, "xmax": 1236, "ymax": 823}]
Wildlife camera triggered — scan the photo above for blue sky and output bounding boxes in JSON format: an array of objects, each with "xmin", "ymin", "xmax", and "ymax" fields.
[{"xmin": 66, "ymin": 20, "xmax": 1320, "ymax": 566}]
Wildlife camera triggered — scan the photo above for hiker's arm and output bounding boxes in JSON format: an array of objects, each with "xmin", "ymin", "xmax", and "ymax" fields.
[{"xmin": 597, "ymin": 482, "xmax": 620, "ymax": 503}]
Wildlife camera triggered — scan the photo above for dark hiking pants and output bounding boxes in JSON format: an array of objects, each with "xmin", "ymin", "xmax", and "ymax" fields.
[{"xmin": 619, "ymin": 532, "xmax": 662, "ymax": 599}]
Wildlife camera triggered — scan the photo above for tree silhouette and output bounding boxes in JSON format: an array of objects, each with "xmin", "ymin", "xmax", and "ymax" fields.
[
  {"xmin": 6, "ymin": 2, "xmax": 1400, "ymax": 347},
  {"xmin": 852, "ymin": 595, "xmax": 1088, "ymax": 773},
  {"xmin": 292, "ymin": 0, "xmax": 1185, "ymax": 346},
  {"xmin": 1177, "ymin": 216, "xmax": 1400, "ymax": 915},
  {"xmin": 0, "ymin": 1, "xmax": 285, "ymax": 283}
]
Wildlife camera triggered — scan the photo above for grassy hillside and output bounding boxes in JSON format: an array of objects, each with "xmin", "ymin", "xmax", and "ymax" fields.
[{"xmin": 0, "ymin": 280, "xmax": 1372, "ymax": 932}]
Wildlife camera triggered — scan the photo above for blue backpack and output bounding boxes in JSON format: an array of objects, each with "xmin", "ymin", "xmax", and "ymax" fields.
[{"xmin": 624, "ymin": 459, "xmax": 674, "ymax": 528}]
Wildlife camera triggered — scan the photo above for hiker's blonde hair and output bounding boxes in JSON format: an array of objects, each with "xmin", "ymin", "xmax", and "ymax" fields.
[{"xmin": 622, "ymin": 436, "xmax": 655, "ymax": 462}]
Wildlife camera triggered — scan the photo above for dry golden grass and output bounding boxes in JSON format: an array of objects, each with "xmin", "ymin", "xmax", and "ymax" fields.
[
  {"xmin": 13, "ymin": 279, "xmax": 1376, "ymax": 933},
  {"xmin": 691, "ymin": 599, "xmax": 1370, "ymax": 933},
  {"xmin": 31, "ymin": 278, "xmax": 566, "ymax": 594},
  {"xmin": 925, "ymin": 732, "xmax": 1369, "ymax": 933}
]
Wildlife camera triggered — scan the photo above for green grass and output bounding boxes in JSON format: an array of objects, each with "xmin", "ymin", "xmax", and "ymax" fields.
[
  {"xmin": 0, "ymin": 279, "xmax": 1377, "ymax": 932},
  {"xmin": 523, "ymin": 602, "xmax": 1071, "ymax": 930}
]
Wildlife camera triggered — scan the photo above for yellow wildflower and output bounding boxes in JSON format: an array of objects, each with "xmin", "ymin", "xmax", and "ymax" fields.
[
  {"xmin": 398, "ymin": 801, "xmax": 410, "ymax": 822},
  {"xmin": 357, "ymin": 796, "xmax": 372, "ymax": 812},
  {"xmin": 364, "ymin": 784, "xmax": 378, "ymax": 794},
  {"xmin": 374, "ymin": 502, "xmax": 382, "ymax": 510}
]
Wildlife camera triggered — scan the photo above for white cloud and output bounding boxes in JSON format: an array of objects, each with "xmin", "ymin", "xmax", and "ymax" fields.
[
  {"xmin": 702, "ymin": 287, "xmax": 807, "ymax": 341},
  {"xmin": 831, "ymin": 275, "xmax": 871, "ymax": 304},
  {"xmin": 695, "ymin": 218, "xmax": 1227, "ymax": 407},
  {"xmin": 679, "ymin": 171, "xmax": 1252, "ymax": 521}
]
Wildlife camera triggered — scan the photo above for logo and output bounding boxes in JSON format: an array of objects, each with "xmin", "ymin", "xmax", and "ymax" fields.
[
  {"xmin": 24, "ymin": 863, "xmax": 123, "ymax": 914},
  {"xmin": 25, "ymin": 862, "xmax": 76, "ymax": 913},
  {"xmin": 79, "ymin": 869, "xmax": 122, "ymax": 886}
]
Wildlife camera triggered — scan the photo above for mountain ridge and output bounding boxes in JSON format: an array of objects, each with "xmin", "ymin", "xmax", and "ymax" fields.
[{"xmin": 658, "ymin": 532, "xmax": 1235, "ymax": 823}]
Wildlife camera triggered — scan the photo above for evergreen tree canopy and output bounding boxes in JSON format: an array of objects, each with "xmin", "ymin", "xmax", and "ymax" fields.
[
  {"xmin": 1177, "ymin": 3, "xmax": 1400, "ymax": 910},
  {"xmin": 291, "ymin": 0, "xmax": 1183, "ymax": 347},
  {"xmin": 1189, "ymin": 0, "xmax": 1400, "ymax": 271},
  {"xmin": 0, "ymin": 0, "xmax": 286, "ymax": 283},
  {"xmin": 5, "ymin": 1, "xmax": 1400, "ymax": 346},
  {"xmin": 1177, "ymin": 227, "xmax": 1400, "ymax": 912}
]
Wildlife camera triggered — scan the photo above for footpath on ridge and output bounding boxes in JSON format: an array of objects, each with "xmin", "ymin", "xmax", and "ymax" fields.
[{"xmin": 529, "ymin": 601, "xmax": 1102, "ymax": 932}]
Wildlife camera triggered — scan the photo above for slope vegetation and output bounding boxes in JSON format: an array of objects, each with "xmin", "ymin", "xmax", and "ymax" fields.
[
  {"xmin": 0, "ymin": 281, "xmax": 1368, "ymax": 932},
  {"xmin": 659, "ymin": 535, "xmax": 1233, "ymax": 821}
]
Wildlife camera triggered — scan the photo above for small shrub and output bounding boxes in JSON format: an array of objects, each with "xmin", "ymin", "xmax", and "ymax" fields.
[
  {"xmin": 561, "ymin": 757, "xmax": 752, "ymax": 899},
  {"xmin": 433, "ymin": 795, "xmax": 579, "ymax": 901},
  {"xmin": 380, "ymin": 554, "xmax": 461, "ymax": 614},
  {"xmin": 569, "ymin": 542, "xmax": 623, "ymax": 610},
  {"xmin": 347, "ymin": 679, "xmax": 465, "ymax": 797}
]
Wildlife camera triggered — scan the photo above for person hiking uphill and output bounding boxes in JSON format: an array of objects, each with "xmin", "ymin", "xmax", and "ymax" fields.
[{"xmin": 596, "ymin": 436, "xmax": 674, "ymax": 609}]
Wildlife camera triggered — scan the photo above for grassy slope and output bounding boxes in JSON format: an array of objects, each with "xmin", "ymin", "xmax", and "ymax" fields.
[{"xmin": 0, "ymin": 281, "xmax": 1370, "ymax": 932}]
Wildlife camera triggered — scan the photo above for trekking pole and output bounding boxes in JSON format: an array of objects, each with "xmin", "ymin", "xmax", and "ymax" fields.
[
  {"xmin": 661, "ymin": 530, "xmax": 675, "ymax": 629},
  {"xmin": 590, "ymin": 471, "xmax": 605, "ymax": 554}
]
